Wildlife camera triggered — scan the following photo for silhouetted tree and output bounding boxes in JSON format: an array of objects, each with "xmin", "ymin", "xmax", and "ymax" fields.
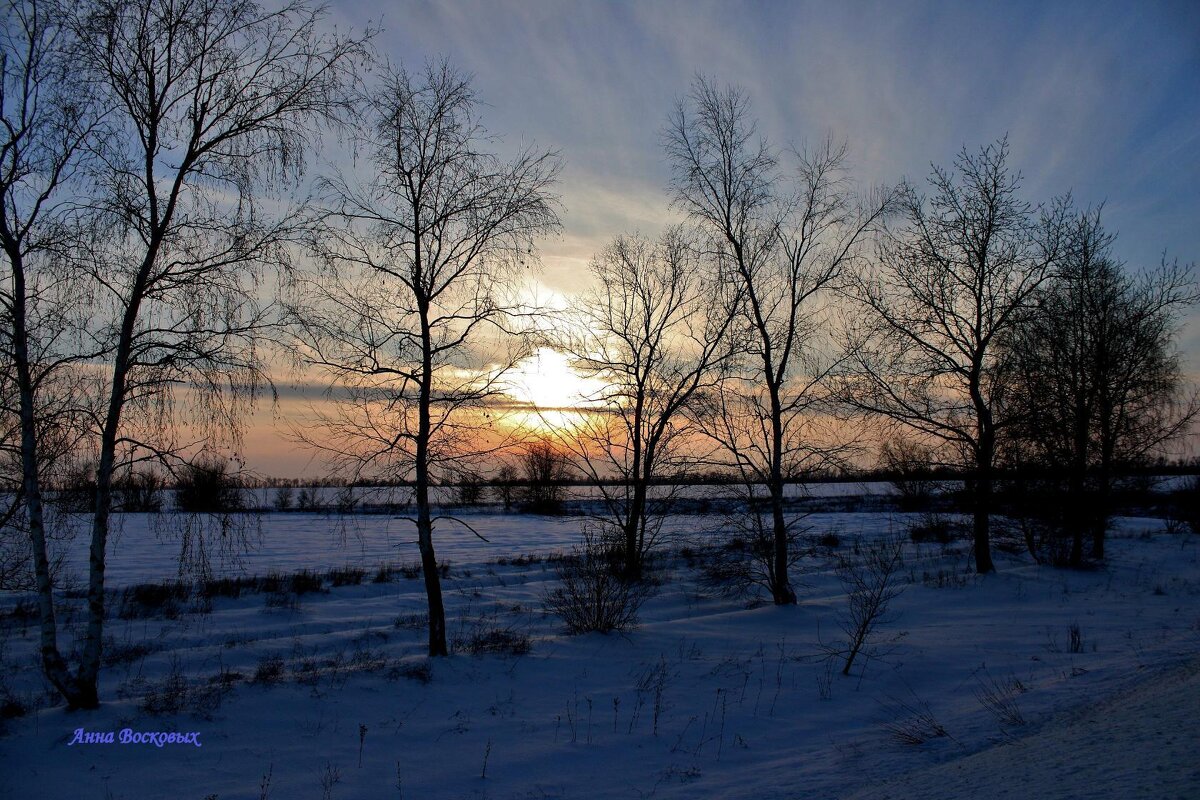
[
  {"xmin": 1, "ymin": 0, "xmax": 105, "ymax": 704},
  {"xmin": 285, "ymin": 62, "xmax": 560, "ymax": 656},
  {"xmin": 174, "ymin": 455, "xmax": 244, "ymax": 514},
  {"xmin": 29, "ymin": 0, "xmax": 367, "ymax": 708},
  {"xmin": 519, "ymin": 441, "xmax": 572, "ymax": 514},
  {"xmin": 1002, "ymin": 207, "xmax": 1196, "ymax": 563},
  {"xmin": 845, "ymin": 138, "xmax": 1067, "ymax": 574},
  {"xmin": 554, "ymin": 227, "xmax": 738, "ymax": 578},
  {"xmin": 665, "ymin": 76, "xmax": 891, "ymax": 603}
]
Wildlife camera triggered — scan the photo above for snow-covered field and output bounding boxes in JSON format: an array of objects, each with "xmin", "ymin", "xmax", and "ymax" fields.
[{"xmin": 1, "ymin": 509, "xmax": 1198, "ymax": 799}]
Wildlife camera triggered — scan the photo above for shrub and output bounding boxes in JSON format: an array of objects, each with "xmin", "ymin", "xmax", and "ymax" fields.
[
  {"xmin": 252, "ymin": 654, "xmax": 286, "ymax": 685},
  {"xmin": 816, "ymin": 532, "xmax": 841, "ymax": 549},
  {"xmin": 175, "ymin": 456, "xmax": 245, "ymax": 513},
  {"xmin": 879, "ymin": 437, "xmax": 938, "ymax": 511},
  {"xmin": 520, "ymin": 442, "xmax": 572, "ymax": 514},
  {"xmin": 200, "ymin": 576, "xmax": 256, "ymax": 599},
  {"xmin": 327, "ymin": 566, "xmax": 366, "ymax": 587},
  {"xmin": 101, "ymin": 636, "xmax": 159, "ymax": 667},
  {"xmin": 118, "ymin": 581, "xmax": 190, "ymax": 620},
  {"xmin": 973, "ymin": 666, "xmax": 1027, "ymax": 728},
  {"xmin": 273, "ymin": 486, "xmax": 294, "ymax": 511},
  {"xmin": 835, "ymin": 535, "xmax": 906, "ymax": 676},
  {"xmin": 388, "ymin": 660, "xmax": 433, "ymax": 684},
  {"xmin": 55, "ymin": 460, "xmax": 97, "ymax": 512},
  {"xmin": 880, "ymin": 693, "xmax": 949, "ymax": 745},
  {"xmin": 288, "ymin": 569, "xmax": 324, "ymax": 594},
  {"xmin": 140, "ymin": 658, "xmax": 228, "ymax": 717},
  {"xmin": 296, "ymin": 487, "xmax": 317, "ymax": 510},
  {"xmin": 117, "ymin": 469, "xmax": 165, "ymax": 512},
  {"xmin": 455, "ymin": 473, "xmax": 484, "ymax": 505},
  {"xmin": 543, "ymin": 527, "xmax": 651, "ymax": 634},
  {"xmin": 908, "ymin": 513, "xmax": 955, "ymax": 544},
  {"xmin": 454, "ymin": 623, "xmax": 532, "ymax": 656}
]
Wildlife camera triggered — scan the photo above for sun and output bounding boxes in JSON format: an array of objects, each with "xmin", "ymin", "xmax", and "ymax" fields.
[{"xmin": 506, "ymin": 348, "xmax": 604, "ymax": 409}]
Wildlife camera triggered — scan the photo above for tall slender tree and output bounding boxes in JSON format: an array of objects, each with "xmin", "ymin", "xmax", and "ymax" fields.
[
  {"xmin": 1, "ymin": 0, "xmax": 103, "ymax": 705},
  {"xmin": 845, "ymin": 139, "xmax": 1066, "ymax": 574},
  {"xmin": 665, "ymin": 76, "xmax": 890, "ymax": 603},
  {"xmin": 34, "ymin": 0, "xmax": 368, "ymax": 708},
  {"xmin": 285, "ymin": 62, "xmax": 560, "ymax": 656},
  {"xmin": 554, "ymin": 227, "xmax": 738, "ymax": 579}
]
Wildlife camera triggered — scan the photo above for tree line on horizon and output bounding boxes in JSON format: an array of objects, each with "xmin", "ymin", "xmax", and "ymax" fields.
[{"xmin": 1, "ymin": 0, "xmax": 1194, "ymax": 706}]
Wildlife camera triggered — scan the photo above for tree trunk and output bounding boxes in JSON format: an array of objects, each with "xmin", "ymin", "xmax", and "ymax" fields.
[
  {"xmin": 623, "ymin": 398, "xmax": 646, "ymax": 580},
  {"xmin": 1092, "ymin": 397, "xmax": 1116, "ymax": 561},
  {"xmin": 973, "ymin": 436, "xmax": 996, "ymax": 574},
  {"xmin": 1092, "ymin": 452, "xmax": 1112, "ymax": 561},
  {"xmin": 623, "ymin": 478, "xmax": 647, "ymax": 581},
  {"xmin": 969, "ymin": 367, "xmax": 996, "ymax": 575},
  {"xmin": 769, "ymin": 387, "xmax": 795, "ymax": 604},
  {"xmin": 1067, "ymin": 466, "xmax": 1085, "ymax": 568},
  {"xmin": 75, "ymin": 311, "xmax": 140, "ymax": 707},
  {"xmin": 9, "ymin": 249, "xmax": 84, "ymax": 706},
  {"xmin": 417, "ymin": 302, "xmax": 447, "ymax": 657}
]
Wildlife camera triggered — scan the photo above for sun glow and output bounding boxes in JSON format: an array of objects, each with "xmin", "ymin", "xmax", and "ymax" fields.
[
  {"xmin": 506, "ymin": 348, "xmax": 604, "ymax": 408},
  {"xmin": 504, "ymin": 348, "xmax": 605, "ymax": 431}
]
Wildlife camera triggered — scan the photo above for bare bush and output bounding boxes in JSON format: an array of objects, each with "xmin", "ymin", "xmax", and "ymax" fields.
[
  {"xmin": 543, "ymin": 527, "xmax": 652, "ymax": 633},
  {"xmin": 452, "ymin": 620, "xmax": 532, "ymax": 656},
  {"xmin": 520, "ymin": 441, "xmax": 572, "ymax": 514},
  {"xmin": 174, "ymin": 455, "xmax": 245, "ymax": 514},
  {"xmin": 273, "ymin": 486, "xmax": 294, "ymax": 511},
  {"xmin": 880, "ymin": 692, "xmax": 949, "ymax": 746},
  {"xmin": 907, "ymin": 512, "xmax": 957, "ymax": 545},
  {"xmin": 835, "ymin": 535, "xmax": 906, "ymax": 676},
  {"xmin": 973, "ymin": 665, "xmax": 1027, "ymax": 728}
]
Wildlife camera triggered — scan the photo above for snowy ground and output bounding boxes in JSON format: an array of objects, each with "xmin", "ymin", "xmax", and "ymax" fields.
[{"xmin": 1, "ymin": 509, "xmax": 1198, "ymax": 799}]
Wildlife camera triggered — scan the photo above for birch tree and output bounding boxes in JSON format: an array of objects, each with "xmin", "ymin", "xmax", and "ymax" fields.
[
  {"xmin": 845, "ymin": 139, "xmax": 1066, "ymax": 574},
  {"xmin": 41, "ymin": 0, "xmax": 367, "ymax": 708},
  {"xmin": 1, "ymin": 0, "xmax": 103, "ymax": 704},
  {"xmin": 285, "ymin": 62, "xmax": 560, "ymax": 656},
  {"xmin": 665, "ymin": 76, "xmax": 891, "ymax": 603}
]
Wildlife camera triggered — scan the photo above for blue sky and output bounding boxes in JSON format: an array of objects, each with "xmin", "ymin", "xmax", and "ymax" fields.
[
  {"xmin": 326, "ymin": 0, "xmax": 1199, "ymax": 293},
  {"xmin": 246, "ymin": 1, "xmax": 1200, "ymax": 476}
]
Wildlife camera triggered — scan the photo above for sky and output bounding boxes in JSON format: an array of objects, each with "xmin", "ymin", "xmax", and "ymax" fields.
[{"xmin": 247, "ymin": 0, "xmax": 1200, "ymax": 477}]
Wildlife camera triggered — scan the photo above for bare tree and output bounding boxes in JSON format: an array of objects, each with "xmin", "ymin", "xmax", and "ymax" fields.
[
  {"xmin": 834, "ymin": 535, "xmax": 906, "ymax": 676},
  {"xmin": 285, "ymin": 62, "xmax": 560, "ymax": 656},
  {"xmin": 519, "ymin": 440, "xmax": 572, "ymax": 514},
  {"xmin": 32, "ymin": 0, "xmax": 367, "ymax": 708},
  {"xmin": 552, "ymin": 227, "xmax": 737, "ymax": 578},
  {"xmin": 665, "ymin": 76, "xmax": 890, "ymax": 603},
  {"xmin": 1002, "ymin": 207, "xmax": 1196, "ymax": 563},
  {"xmin": 844, "ymin": 139, "xmax": 1067, "ymax": 574},
  {"xmin": 877, "ymin": 432, "xmax": 939, "ymax": 511},
  {"xmin": 1, "ymin": 0, "xmax": 104, "ymax": 704}
]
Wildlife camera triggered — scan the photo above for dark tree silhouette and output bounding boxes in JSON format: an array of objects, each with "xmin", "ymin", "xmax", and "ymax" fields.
[
  {"xmin": 1002, "ymin": 207, "xmax": 1196, "ymax": 563},
  {"xmin": 519, "ymin": 440, "xmax": 572, "ymax": 514},
  {"xmin": 285, "ymin": 62, "xmax": 560, "ymax": 656},
  {"xmin": 844, "ymin": 138, "xmax": 1067, "ymax": 574},
  {"xmin": 552, "ymin": 227, "xmax": 738, "ymax": 578},
  {"xmin": 1, "ymin": 0, "xmax": 106, "ymax": 704},
  {"xmin": 665, "ymin": 76, "xmax": 890, "ymax": 603},
  {"xmin": 18, "ymin": 0, "xmax": 368, "ymax": 708}
]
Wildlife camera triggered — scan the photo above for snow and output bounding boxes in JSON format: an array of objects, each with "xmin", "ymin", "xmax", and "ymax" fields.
[
  {"xmin": 843, "ymin": 660, "xmax": 1200, "ymax": 800},
  {"xmin": 1, "ymin": 509, "xmax": 1198, "ymax": 799}
]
